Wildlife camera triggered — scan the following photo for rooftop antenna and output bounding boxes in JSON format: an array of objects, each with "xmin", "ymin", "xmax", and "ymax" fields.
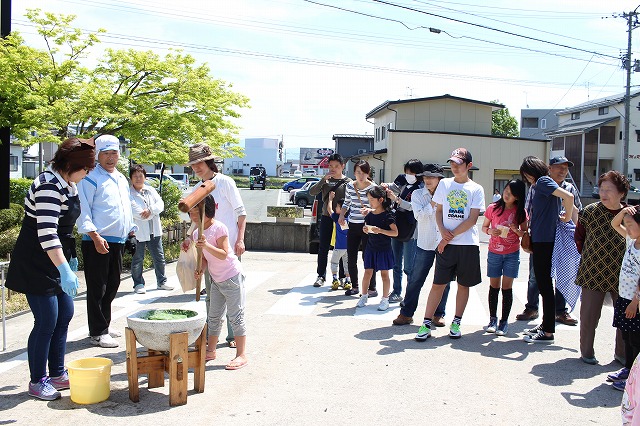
[{"xmin": 406, "ymin": 86, "xmax": 413, "ymax": 98}]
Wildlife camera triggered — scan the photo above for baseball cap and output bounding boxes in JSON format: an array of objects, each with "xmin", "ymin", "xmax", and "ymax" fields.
[
  {"xmin": 549, "ymin": 156, "xmax": 574, "ymax": 167},
  {"xmin": 419, "ymin": 163, "xmax": 445, "ymax": 178},
  {"xmin": 95, "ymin": 135, "xmax": 120, "ymax": 157},
  {"xmin": 447, "ymin": 148, "xmax": 472, "ymax": 165}
]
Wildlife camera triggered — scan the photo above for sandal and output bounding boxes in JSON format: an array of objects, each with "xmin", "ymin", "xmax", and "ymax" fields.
[
  {"xmin": 228, "ymin": 340, "xmax": 237, "ymax": 349},
  {"xmin": 205, "ymin": 350, "xmax": 216, "ymax": 361},
  {"xmin": 225, "ymin": 358, "xmax": 248, "ymax": 370}
]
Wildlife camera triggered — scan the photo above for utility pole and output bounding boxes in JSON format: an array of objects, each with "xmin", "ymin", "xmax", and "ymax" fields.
[
  {"xmin": 623, "ymin": 7, "xmax": 640, "ymax": 182},
  {"xmin": 0, "ymin": 0, "xmax": 11, "ymax": 209}
]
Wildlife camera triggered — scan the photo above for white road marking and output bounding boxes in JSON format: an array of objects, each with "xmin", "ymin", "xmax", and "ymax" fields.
[{"xmin": 0, "ymin": 270, "xmax": 274, "ymax": 374}]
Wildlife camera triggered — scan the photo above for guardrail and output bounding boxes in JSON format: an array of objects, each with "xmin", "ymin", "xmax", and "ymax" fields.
[{"xmin": 1, "ymin": 261, "xmax": 8, "ymax": 351}]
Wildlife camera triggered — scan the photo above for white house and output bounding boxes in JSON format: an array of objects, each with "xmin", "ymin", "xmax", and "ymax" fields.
[
  {"xmin": 546, "ymin": 90, "xmax": 640, "ymax": 196},
  {"xmin": 224, "ymin": 138, "xmax": 281, "ymax": 176},
  {"xmin": 360, "ymin": 94, "xmax": 549, "ymax": 202}
]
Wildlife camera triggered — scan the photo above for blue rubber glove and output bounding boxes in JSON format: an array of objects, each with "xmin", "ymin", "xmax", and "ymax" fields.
[
  {"xmin": 56, "ymin": 262, "xmax": 78, "ymax": 298},
  {"xmin": 69, "ymin": 257, "xmax": 78, "ymax": 272}
]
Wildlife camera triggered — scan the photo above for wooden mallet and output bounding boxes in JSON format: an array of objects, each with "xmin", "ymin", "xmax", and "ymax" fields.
[{"xmin": 178, "ymin": 180, "xmax": 215, "ymax": 301}]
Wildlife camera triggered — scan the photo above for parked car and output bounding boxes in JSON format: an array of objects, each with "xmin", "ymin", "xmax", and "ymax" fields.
[
  {"xmin": 280, "ymin": 170, "xmax": 290, "ymax": 178},
  {"xmin": 303, "ymin": 169, "xmax": 316, "ymax": 176},
  {"xmin": 293, "ymin": 181, "xmax": 316, "ymax": 208},
  {"xmin": 145, "ymin": 173, "xmax": 186, "ymax": 190},
  {"xmin": 293, "ymin": 170, "xmax": 303, "ymax": 178},
  {"xmin": 169, "ymin": 173, "xmax": 190, "ymax": 189},
  {"xmin": 282, "ymin": 177, "xmax": 320, "ymax": 192},
  {"xmin": 249, "ymin": 166, "xmax": 267, "ymax": 190},
  {"xmin": 629, "ymin": 185, "xmax": 640, "ymax": 205}
]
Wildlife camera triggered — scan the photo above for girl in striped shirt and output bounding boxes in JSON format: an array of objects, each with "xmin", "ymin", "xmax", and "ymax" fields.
[{"xmin": 339, "ymin": 160, "xmax": 376, "ymax": 297}]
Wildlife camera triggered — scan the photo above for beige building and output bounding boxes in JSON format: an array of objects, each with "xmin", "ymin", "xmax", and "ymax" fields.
[{"xmin": 359, "ymin": 95, "xmax": 549, "ymax": 205}]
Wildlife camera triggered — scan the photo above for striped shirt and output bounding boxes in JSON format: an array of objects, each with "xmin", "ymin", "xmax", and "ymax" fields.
[
  {"xmin": 341, "ymin": 181, "xmax": 375, "ymax": 223},
  {"xmin": 24, "ymin": 167, "xmax": 78, "ymax": 251}
]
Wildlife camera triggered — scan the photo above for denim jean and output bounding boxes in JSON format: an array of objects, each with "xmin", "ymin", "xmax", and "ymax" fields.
[
  {"xmin": 400, "ymin": 248, "xmax": 450, "ymax": 318},
  {"xmin": 26, "ymin": 292, "xmax": 74, "ymax": 383},
  {"xmin": 391, "ymin": 238, "xmax": 417, "ymax": 296},
  {"xmin": 525, "ymin": 253, "xmax": 568, "ymax": 314},
  {"xmin": 131, "ymin": 235, "xmax": 167, "ymax": 288}
]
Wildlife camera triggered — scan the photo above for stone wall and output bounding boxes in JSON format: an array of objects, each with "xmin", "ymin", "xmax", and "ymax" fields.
[{"xmin": 245, "ymin": 221, "xmax": 310, "ymax": 252}]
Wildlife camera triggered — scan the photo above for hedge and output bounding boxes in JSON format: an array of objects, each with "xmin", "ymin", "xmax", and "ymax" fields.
[
  {"xmin": 0, "ymin": 204, "xmax": 25, "ymax": 232},
  {"xmin": 0, "ymin": 225, "xmax": 21, "ymax": 259},
  {"xmin": 9, "ymin": 178, "xmax": 32, "ymax": 205}
]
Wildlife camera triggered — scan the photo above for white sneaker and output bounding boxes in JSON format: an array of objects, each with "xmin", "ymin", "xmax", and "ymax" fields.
[
  {"xmin": 108, "ymin": 328, "xmax": 122, "ymax": 338},
  {"xmin": 356, "ymin": 294, "xmax": 368, "ymax": 308},
  {"xmin": 157, "ymin": 283, "xmax": 174, "ymax": 291},
  {"xmin": 378, "ymin": 297, "xmax": 390, "ymax": 311},
  {"xmin": 90, "ymin": 334, "xmax": 119, "ymax": 348},
  {"xmin": 134, "ymin": 285, "xmax": 146, "ymax": 294}
]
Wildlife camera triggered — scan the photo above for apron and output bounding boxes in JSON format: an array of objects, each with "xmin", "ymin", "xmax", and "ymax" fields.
[{"xmin": 5, "ymin": 179, "xmax": 81, "ymax": 296}]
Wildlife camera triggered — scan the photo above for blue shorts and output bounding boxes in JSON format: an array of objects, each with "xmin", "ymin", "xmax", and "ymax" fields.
[{"xmin": 487, "ymin": 250, "xmax": 520, "ymax": 279}]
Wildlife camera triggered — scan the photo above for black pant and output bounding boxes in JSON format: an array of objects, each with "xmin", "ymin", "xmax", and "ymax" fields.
[
  {"xmin": 346, "ymin": 222, "xmax": 376, "ymax": 291},
  {"xmin": 315, "ymin": 215, "xmax": 345, "ymax": 280},
  {"xmin": 621, "ymin": 330, "xmax": 640, "ymax": 369},
  {"xmin": 82, "ymin": 241, "xmax": 124, "ymax": 337},
  {"xmin": 531, "ymin": 241, "xmax": 555, "ymax": 334}
]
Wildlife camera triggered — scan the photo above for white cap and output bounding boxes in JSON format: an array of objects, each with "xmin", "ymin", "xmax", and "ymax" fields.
[{"xmin": 95, "ymin": 135, "xmax": 120, "ymax": 159}]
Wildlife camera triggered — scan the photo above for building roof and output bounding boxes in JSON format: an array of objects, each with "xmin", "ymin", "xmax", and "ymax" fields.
[
  {"xmin": 332, "ymin": 134, "xmax": 373, "ymax": 140},
  {"xmin": 545, "ymin": 116, "xmax": 620, "ymax": 137},
  {"xmin": 365, "ymin": 94, "xmax": 504, "ymax": 119},
  {"xmin": 557, "ymin": 90, "xmax": 640, "ymax": 115}
]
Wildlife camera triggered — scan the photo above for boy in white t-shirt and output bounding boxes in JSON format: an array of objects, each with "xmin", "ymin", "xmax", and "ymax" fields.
[{"xmin": 415, "ymin": 148, "xmax": 485, "ymax": 341}]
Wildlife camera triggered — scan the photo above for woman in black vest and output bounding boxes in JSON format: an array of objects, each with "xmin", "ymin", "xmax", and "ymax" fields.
[{"xmin": 6, "ymin": 137, "xmax": 95, "ymax": 401}]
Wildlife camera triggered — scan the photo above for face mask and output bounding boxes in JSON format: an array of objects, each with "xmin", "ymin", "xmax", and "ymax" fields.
[{"xmin": 405, "ymin": 174, "xmax": 417, "ymax": 185}]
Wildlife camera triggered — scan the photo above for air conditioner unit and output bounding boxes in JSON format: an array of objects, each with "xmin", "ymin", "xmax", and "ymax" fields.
[{"xmin": 357, "ymin": 149, "xmax": 367, "ymax": 155}]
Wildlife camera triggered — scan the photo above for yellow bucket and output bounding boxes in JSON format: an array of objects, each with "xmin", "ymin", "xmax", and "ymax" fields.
[{"xmin": 67, "ymin": 357, "xmax": 113, "ymax": 404}]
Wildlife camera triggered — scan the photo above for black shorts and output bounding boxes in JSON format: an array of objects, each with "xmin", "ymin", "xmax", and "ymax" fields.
[{"xmin": 433, "ymin": 245, "xmax": 482, "ymax": 287}]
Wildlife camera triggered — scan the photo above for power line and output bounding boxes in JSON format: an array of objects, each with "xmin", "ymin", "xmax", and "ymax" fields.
[
  {"xmin": 371, "ymin": 0, "xmax": 620, "ymax": 59},
  {"xmin": 410, "ymin": 0, "xmax": 620, "ymax": 50},
  {"xmin": 302, "ymin": 0, "xmax": 619, "ymax": 66},
  {"xmin": 12, "ymin": 22, "xmax": 620, "ymax": 91}
]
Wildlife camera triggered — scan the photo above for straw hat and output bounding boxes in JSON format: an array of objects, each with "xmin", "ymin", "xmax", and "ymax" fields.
[{"xmin": 187, "ymin": 143, "xmax": 216, "ymax": 165}]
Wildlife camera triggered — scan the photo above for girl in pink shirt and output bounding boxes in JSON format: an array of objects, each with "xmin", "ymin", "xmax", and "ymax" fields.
[
  {"xmin": 481, "ymin": 179, "xmax": 528, "ymax": 336},
  {"xmin": 192, "ymin": 197, "xmax": 247, "ymax": 370}
]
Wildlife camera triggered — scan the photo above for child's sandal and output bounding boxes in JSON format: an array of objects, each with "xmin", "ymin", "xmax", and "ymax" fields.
[{"xmin": 205, "ymin": 350, "xmax": 217, "ymax": 361}]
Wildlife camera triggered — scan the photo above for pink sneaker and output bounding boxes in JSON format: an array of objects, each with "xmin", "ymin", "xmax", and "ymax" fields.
[{"xmin": 49, "ymin": 370, "xmax": 70, "ymax": 391}]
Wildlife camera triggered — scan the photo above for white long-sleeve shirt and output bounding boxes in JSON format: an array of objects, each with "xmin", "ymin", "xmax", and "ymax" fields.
[
  {"xmin": 411, "ymin": 187, "xmax": 441, "ymax": 251},
  {"xmin": 130, "ymin": 184, "xmax": 164, "ymax": 242}
]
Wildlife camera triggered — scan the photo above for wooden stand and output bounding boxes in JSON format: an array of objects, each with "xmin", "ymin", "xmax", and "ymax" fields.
[{"xmin": 125, "ymin": 325, "xmax": 207, "ymax": 406}]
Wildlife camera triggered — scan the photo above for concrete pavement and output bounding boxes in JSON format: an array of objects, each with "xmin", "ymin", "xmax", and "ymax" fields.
[{"xmin": 0, "ymin": 243, "xmax": 623, "ymax": 425}]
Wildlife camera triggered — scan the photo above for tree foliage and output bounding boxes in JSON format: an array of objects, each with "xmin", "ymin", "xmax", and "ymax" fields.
[
  {"xmin": 0, "ymin": 9, "xmax": 249, "ymax": 165},
  {"xmin": 491, "ymin": 100, "xmax": 519, "ymax": 138}
]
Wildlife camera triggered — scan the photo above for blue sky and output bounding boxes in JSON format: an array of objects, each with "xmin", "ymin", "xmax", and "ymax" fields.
[{"xmin": 10, "ymin": 0, "xmax": 640, "ymax": 159}]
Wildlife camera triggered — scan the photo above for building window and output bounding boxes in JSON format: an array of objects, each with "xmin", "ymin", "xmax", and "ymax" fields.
[
  {"xmin": 381, "ymin": 126, "xmax": 386, "ymax": 140},
  {"xmin": 522, "ymin": 117, "xmax": 539, "ymax": 128},
  {"xmin": 540, "ymin": 119, "xmax": 547, "ymax": 129},
  {"xmin": 636, "ymin": 130, "xmax": 640, "ymax": 142},
  {"xmin": 571, "ymin": 112, "xmax": 580, "ymax": 120},
  {"xmin": 601, "ymin": 126, "xmax": 615, "ymax": 144},
  {"xmin": 9, "ymin": 155, "xmax": 18, "ymax": 172},
  {"xmin": 599, "ymin": 106, "xmax": 609, "ymax": 115},
  {"xmin": 552, "ymin": 137, "xmax": 564, "ymax": 150},
  {"xmin": 635, "ymin": 169, "xmax": 640, "ymax": 181}
]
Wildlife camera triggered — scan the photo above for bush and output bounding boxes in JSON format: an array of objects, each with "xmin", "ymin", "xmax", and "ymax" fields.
[
  {"xmin": 0, "ymin": 204, "xmax": 25, "ymax": 232},
  {"xmin": 9, "ymin": 178, "xmax": 32, "ymax": 205},
  {"xmin": 0, "ymin": 225, "xmax": 21, "ymax": 260},
  {"xmin": 147, "ymin": 179, "xmax": 181, "ymax": 221}
]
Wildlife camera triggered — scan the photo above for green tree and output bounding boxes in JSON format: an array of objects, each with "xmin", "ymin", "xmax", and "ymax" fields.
[
  {"xmin": 491, "ymin": 100, "xmax": 519, "ymax": 138},
  {"xmin": 79, "ymin": 48, "xmax": 248, "ymax": 165},
  {"xmin": 0, "ymin": 9, "xmax": 102, "ymax": 144},
  {"xmin": 0, "ymin": 9, "xmax": 249, "ymax": 165}
]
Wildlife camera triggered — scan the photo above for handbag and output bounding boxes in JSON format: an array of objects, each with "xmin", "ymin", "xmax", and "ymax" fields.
[
  {"xmin": 521, "ymin": 230, "xmax": 533, "ymax": 254},
  {"xmin": 176, "ymin": 242, "xmax": 199, "ymax": 293}
]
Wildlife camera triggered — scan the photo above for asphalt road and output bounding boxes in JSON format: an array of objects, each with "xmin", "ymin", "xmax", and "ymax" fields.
[
  {"xmin": 0, "ymin": 244, "xmax": 623, "ymax": 425},
  {"xmin": 241, "ymin": 188, "xmax": 312, "ymax": 222}
]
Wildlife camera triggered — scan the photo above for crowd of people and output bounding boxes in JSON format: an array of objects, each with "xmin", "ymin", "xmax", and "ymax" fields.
[
  {"xmin": 310, "ymin": 148, "xmax": 640, "ymax": 405},
  {"xmin": 7, "ymin": 135, "xmax": 640, "ymax": 420},
  {"xmin": 6, "ymin": 137, "xmax": 248, "ymax": 400}
]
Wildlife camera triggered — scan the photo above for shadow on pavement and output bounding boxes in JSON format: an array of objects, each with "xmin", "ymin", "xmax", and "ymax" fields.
[{"xmin": 561, "ymin": 383, "xmax": 621, "ymax": 408}]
